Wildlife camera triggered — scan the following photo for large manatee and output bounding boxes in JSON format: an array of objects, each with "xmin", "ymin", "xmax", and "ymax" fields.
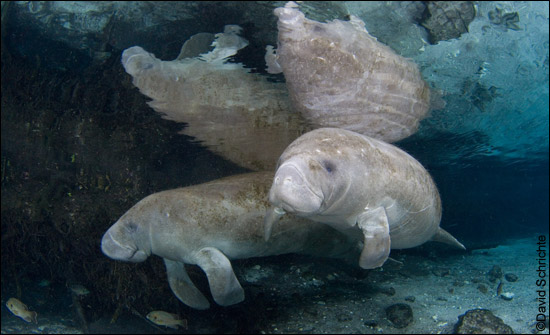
[
  {"xmin": 264, "ymin": 128, "xmax": 465, "ymax": 269},
  {"xmin": 121, "ymin": 26, "xmax": 307, "ymax": 171},
  {"xmin": 266, "ymin": 2, "xmax": 431, "ymax": 143},
  {"xmin": 122, "ymin": 4, "xmax": 432, "ymax": 172},
  {"xmin": 101, "ymin": 172, "xmax": 359, "ymax": 309}
]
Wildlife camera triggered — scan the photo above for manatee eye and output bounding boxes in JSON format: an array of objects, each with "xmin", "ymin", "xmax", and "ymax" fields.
[
  {"xmin": 125, "ymin": 221, "xmax": 138, "ymax": 233},
  {"xmin": 313, "ymin": 25, "xmax": 326, "ymax": 33},
  {"xmin": 322, "ymin": 160, "xmax": 335, "ymax": 174}
]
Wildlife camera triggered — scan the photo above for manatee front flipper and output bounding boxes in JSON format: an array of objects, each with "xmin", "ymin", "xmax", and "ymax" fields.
[
  {"xmin": 164, "ymin": 259, "xmax": 210, "ymax": 310},
  {"xmin": 264, "ymin": 206, "xmax": 286, "ymax": 241},
  {"xmin": 195, "ymin": 247, "xmax": 245, "ymax": 306},
  {"xmin": 176, "ymin": 32, "xmax": 215, "ymax": 60},
  {"xmin": 356, "ymin": 207, "xmax": 391, "ymax": 269}
]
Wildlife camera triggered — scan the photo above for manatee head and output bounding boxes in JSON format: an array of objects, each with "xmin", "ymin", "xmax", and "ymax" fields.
[
  {"xmin": 274, "ymin": 1, "xmax": 305, "ymax": 31},
  {"xmin": 269, "ymin": 155, "xmax": 330, "ymax": 216},
  {"xmin": 101, "ymin": 215, "xmax": 151, "ymax": 263},
  {"xmin": 121, "ymin": 46, "xmax": 157, "ymax": 77},
  {"xmin": 265, "ymin": 129, "xmax": 360, "ymax": 240}
]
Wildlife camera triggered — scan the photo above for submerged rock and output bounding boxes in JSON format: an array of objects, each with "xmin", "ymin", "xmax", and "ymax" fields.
[
  {"xmin": 385, "ymin": 303, "xmax": 413, "ymax": 328},
  {"xmin": 477, "ymin": 283, "xmax": 488, "ymax": 294},
  {"xmin": 404, "ymin": 295, "xmax": 416, "ymax": 302},
  {"xmin": 500, "ymin": 292, "xmax": 514, "ymax": 301},
  {"xmin": 504, "ymin": 273, "xmax": 518, "ymax": 282},
  {"xmin": 487, "ymin": 265, "xmax": 503, "ymax": 283},
  {"xmin": 455, "ymin": 309, "xmax": 513, "ymax": 334},
  {"xmin": 420, "ymin": 1, "xmax": 476, "ymax": 44}
]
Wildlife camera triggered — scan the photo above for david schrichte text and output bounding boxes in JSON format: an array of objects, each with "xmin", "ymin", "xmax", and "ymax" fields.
[{"xmin": 535, "ymin": 235, "xmax": 548, "ymax": 332}]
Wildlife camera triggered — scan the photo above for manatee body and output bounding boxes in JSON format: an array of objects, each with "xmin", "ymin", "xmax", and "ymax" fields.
[
  {"xmin": 101, "ymin": 171, "xmax": 358, "ymax": 309},
  {"xmin": 121, "ymin": 26, "xmax": 305, "ymax": 171},
  {"xmin": 266, "ymin": 2, "xmax": 430, "ymax": 143},
  {"xmin": 265, "ymin": 128, "xmax": 465, "ymax": 269}
]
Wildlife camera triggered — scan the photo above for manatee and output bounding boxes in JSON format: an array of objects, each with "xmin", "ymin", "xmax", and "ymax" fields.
[
  {"xmin": 101, "ymin": 171, "xmax": 359, "ymax": 309},
  {"xmin": 121, "ymin": 26, "xmax": 307, "ymax": 171},
  {"xmin": 265, "ymin": 2, "xmax": 430, "ymax": 143},
  {"xmin": 123, "ymin": 10, "xmax": 433, "ymax": 172},
  {"xmin": 265, "ymin": 128, "xmax": 465, "ymax": 269}
]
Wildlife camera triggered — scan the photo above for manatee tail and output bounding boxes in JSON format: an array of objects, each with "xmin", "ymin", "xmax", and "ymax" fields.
[{"xmin": 431, "ymin": 228, "xmax": 466, "ymax": 250}]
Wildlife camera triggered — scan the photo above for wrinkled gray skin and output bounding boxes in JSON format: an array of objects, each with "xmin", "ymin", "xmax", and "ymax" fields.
[
  {"xmin": 101, "ymin": 172, "xmax": 359, "ymax": 309},
  {"xmin": 265, "ymin": 2, "xmax": 430, "ymax": 143},
  {"xmin": 265, "ymin": 128, "xmax": 465, "ymax": 270}
]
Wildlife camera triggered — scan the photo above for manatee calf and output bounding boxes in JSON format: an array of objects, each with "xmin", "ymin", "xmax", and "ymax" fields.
[
  {"xmin": 101, "ymin": 172, "xmax": 358, "ymax": 309},
  {"xmin": 265, "ymin": 128, "xmax": 465, "ymax": 269}
]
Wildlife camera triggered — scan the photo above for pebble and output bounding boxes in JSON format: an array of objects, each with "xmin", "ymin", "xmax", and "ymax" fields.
[
  {"xmin": 487, "ymin": 265, "xmax": 503, "ymax": 283},
  {"xmin": 404, "ymin": 296, "xmax": 416, "ymax": 302},
  {"xmin": 337, "ymin": 313, "xmax": 352, "ymax": 322},
  {"xmin": 477, "ymin": 284, "xmax": 488, "ymax": 294},
  {"xmin": 453, "ymin": 280, "xmax": 465, "ymax": 287},
  {"xmin": 380, "ymin": 286, "xmax": 396, "ymax": 296},
  {"xmin": 504, "ymin": 273, "xmax": 518, "ymax": 282},
  {"xmin": 500, "ymin": 292, "xmax": 514, "ymax": 301},
  {"xmin": 364, "ymin": 320, "xmax": 378, "ymax": 328},
  {"xmin": 433, "ymin": 268, "xmax": 451, "ymax": 277}
]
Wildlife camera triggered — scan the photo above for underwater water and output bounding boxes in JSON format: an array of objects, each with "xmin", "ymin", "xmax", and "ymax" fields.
[{"xmin": 1, "ymin": 1, "xmax": 548, "ymax": 334}]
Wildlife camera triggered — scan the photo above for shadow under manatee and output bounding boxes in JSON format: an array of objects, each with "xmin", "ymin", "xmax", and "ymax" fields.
[{"xmin": 174, "ymin": 252, "xmax": 427, "ymax": 333}]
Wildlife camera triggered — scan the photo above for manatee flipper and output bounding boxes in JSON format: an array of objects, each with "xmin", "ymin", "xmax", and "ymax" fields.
[
  {"xmin": 356, "ymin": 207, "xmax": 391, "ymax": 269},
  {"xmin": 264, "ymin": 206, "xmax": 286, "ymax": 241},
  {"xmin": 176, "ymin": 32, "xmax": 215, "ymax": 60},
  {"xmin": 431, "ymin": 227, "xmax": 466, "ymax": 250},
  {"xmin": 164, "ymin": 259, "xmax": 210, "ymax": 310},
  {"xmin": 195, "ymin": 247, "xmax": 244, "ymax": 306}
]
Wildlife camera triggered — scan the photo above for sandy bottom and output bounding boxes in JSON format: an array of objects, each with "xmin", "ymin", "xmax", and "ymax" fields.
[{"xmin": 2, "ymin": 235, "xmax": 548, "ymax": 334}]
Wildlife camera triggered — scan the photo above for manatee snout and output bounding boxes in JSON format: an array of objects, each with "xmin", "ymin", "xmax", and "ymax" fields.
[
  {"xmin": 269, "ymin": 163, "xmax": 323, "ymax": 215},
  {"xmin": 121, "ymin": 46, "xmax": 156, "ymax": 77},
  {"xmin": 101, "ymin": 226, "xmax": 148, "ymax": 263}
]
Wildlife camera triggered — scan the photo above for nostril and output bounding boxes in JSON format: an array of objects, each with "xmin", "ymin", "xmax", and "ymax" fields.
[
  {"xmin": 275, "ymin": 164, "xmax": 304, "ymax": 186},
  {"xmin": 287, "ymin": 172, "xmax": 303, "ymax": 185}
]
